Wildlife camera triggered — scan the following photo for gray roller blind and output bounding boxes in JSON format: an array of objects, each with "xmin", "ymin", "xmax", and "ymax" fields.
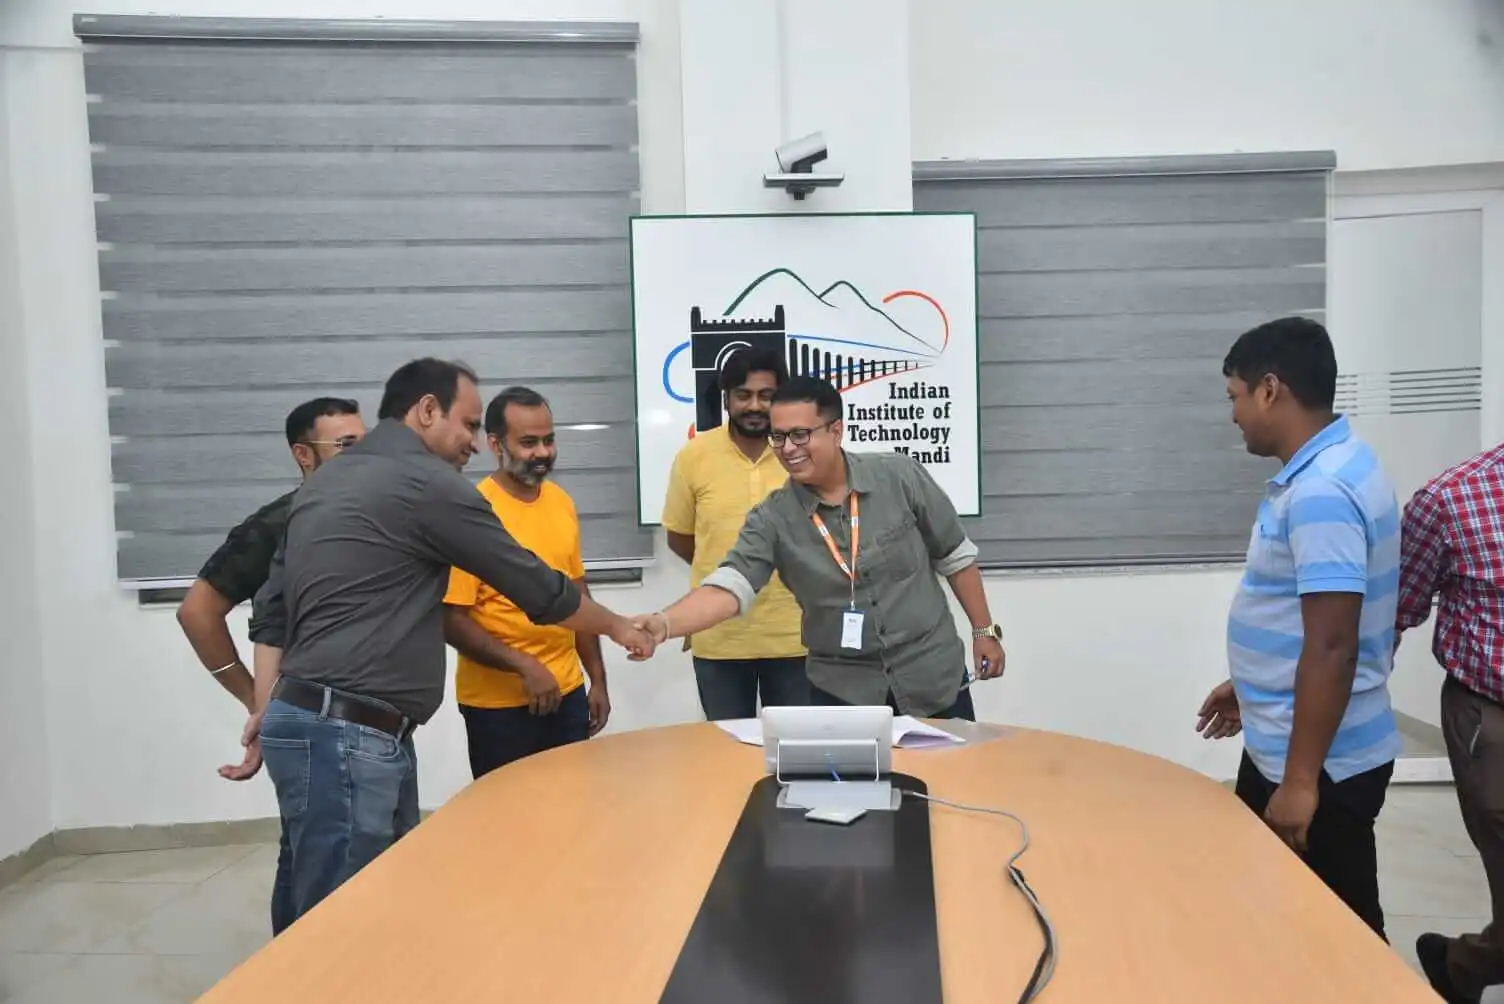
[
  {"xmin": 913, "ymin": 152, "xmax": 1335, "ymax": 568},
  {"xmin": 75, "ymin": 15, "xmax": 649, "ymax": 583}
]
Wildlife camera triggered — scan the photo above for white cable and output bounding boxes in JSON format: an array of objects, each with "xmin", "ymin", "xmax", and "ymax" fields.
[{"xmin": 901, "ymin": 790, "xmax": 1058, "ymax": 1002}]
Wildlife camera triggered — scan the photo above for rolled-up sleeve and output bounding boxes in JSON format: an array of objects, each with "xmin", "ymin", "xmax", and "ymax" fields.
[
  {"xmin": 701, "ymin": 502, "xmax": 780, "ymax": 616},
  {"xmin": 904, "ymin": 456, "xmax": 976, "ymax": 575},
  {"xmin": 417, "ymin": 471, "xmax": 582, "ymax": 625},
  {"xmin": 934, "ymin": 537, "xmax": 979, "ymax": 577}
]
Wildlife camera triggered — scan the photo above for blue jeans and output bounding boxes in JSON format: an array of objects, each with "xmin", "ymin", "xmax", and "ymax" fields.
[
  {"xmin": 271, "ymin": 825, "xmax": 294, "ymax": 935},
  {"xmin": 692, "ymin": 656, "xmax": 811, "ymax": 721},
  {"xmin": 259, "ymin": 697, "xmax": 420, "ymax": 931}
]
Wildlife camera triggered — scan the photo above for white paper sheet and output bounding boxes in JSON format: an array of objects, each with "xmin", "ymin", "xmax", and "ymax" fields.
[
  {"xmin": 714, "ymin": 716, "xmax": 966, "ymax": 750},
  {"xmin": 714, "ymin": 718, "xmax": 766, "ymax": 746},
  {"xmin": 891, "ymin": 715, "xmax": 967, "ymax": 749}
]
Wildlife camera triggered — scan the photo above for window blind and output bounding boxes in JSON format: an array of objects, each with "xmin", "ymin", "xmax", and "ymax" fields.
[
  {"xmin": 913, "ymin": 152, "xmax": 1335, "ymax": 568},
  {"xmin": 74, "ymin": 14, "xmax": 650, "ymax": 583}
]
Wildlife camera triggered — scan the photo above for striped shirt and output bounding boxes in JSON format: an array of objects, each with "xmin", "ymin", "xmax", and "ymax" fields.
[{"xmin": 1227, "ymin": 416, "xmax": 1403, "ymax": 784}]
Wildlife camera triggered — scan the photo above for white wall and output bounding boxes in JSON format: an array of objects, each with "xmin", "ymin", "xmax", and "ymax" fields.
[
  {"xmin": 5, "ymin": 0, "xmax": 1502, "ymax": 836},
  {"xmin": 910, "ymin": 0, "xmax": 1504, "ymax": 172},
  {"xmin": 680, "ymin": 0, "xmax": 912, "ymax": 213},
  {"xmin": 0, "ymin": 59, "xmax": 54, "ymax": 859}
]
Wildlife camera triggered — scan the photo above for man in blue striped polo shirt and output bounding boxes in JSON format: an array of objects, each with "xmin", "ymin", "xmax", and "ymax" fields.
[{"xmin": 1196, "ymin": 316, "xmax": 1402, "ymax": 940}]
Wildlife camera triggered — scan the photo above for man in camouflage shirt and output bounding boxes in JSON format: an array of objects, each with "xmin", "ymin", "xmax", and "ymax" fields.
[{"xmin": 174, "ymin": 396, "xmax": 365, "ymax": 934}]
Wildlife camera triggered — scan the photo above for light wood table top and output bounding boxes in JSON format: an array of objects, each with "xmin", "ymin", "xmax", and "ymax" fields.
[{"xmin": 199, "ymin": 722, "xmax": 1440, "ymax": 1003}]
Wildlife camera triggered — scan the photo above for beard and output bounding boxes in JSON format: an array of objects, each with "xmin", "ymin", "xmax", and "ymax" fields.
[
  {"xmin": 502, "ymin": 450, "xmax": 554, "ymax": 487},
  {"xmin": 728, "ymin": 410, "xmax": 770, "ymax": 439}
]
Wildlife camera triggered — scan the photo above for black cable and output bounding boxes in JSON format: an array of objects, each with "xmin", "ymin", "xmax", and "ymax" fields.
[
  {"xmin": 1008, "ymin": 864, "xmax": 1055, "ymax": 1003},
  {"xmin": 899, "ymin": 790, "xmax": 1057, "ymax": 1002}
]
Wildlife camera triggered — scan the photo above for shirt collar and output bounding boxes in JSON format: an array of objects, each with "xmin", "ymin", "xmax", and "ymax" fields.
[
  {"xmin": 717, "ymin": 423, "xmax": 775, "ymax": 465},
  {"xmin": 793, "ymin": 450, "xmax": 873, "ymax": 513},
  {"xmin": 846, "ymin": 451, "xmax": 876, "ymax": 494},
  {"xmin": 358, "ymin": 418, "xmax": 433, "ymax": 458},
  {"xmin": 1270, "ymin": 415, "xmax": 1351, "ymax": 487}
]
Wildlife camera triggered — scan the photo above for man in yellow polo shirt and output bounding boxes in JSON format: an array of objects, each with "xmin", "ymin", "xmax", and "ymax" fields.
[
  {"xmin": 442, "ymin": 386, "xmax": 609, "ymax": 777},
  {"xmin": 662, "ymin": 347, "xmax": 808, "ymax": 719}
]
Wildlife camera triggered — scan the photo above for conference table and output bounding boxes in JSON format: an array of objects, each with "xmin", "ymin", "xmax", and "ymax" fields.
[{"xmin": 199, "ymin": 721, "xmax": 1440, "ymax": 1003}]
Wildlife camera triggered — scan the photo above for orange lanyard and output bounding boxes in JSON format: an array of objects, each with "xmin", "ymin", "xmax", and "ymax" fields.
[{"xmin": 810, "ymin": 493, "xmax": 859, "ymax": 607}]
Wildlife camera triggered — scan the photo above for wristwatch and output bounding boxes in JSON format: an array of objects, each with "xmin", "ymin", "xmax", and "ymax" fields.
[{"xmin": 971, "ymin": 623, "xmax": 1003, "ymax": 641}]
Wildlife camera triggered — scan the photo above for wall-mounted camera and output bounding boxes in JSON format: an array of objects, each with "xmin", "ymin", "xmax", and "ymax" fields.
[
  {"xmin": 775, "ymin": 132, "xmax": 829, "ymax": 173},
  {"xmin": 764, "ymin": 130, "xmax": 844, "ymax": 200}
]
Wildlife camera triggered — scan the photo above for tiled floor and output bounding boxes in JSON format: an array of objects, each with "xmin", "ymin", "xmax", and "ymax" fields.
[
  {"xmin": 0, "ymin": 844, "xmax": 274, "ymax": 1003},
  {"xmin": 0, "ymin": 786, "xmax": 1499, "ymax": 1002}
]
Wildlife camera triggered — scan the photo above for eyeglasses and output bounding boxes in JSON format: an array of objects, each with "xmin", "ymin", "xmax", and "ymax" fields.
[
  {"xmin": 768, "ymin": 421, "xmax": 835, "ymax": 448},
  {"xmin": 302, "ymin": 436, "xmax": 359, "ymax": 451}
]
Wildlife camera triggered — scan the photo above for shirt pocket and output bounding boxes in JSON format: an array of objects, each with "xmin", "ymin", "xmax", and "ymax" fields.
[
  {"xmin": 1255, "ymin": 503, "xmax": 1284, "ymax": 542},
  {"xmin": 868, "ymin": 514, "xmax": 921, "ymax": 580}
]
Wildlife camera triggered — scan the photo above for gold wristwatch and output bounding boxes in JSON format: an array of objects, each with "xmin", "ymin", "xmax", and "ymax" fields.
[{"xmin": 971, "ymin": 623, "xmax": 1003, "ymax": 641}]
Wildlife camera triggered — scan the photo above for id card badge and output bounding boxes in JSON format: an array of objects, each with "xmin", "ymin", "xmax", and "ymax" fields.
[{"xmin": 840, "ymin": 609, "xmax": 865, "ymax": 650}]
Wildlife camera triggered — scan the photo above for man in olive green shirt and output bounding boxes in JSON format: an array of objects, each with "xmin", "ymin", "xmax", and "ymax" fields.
[{"xmin": 635, "ymin": 376, "xmax": 1005, "ymax": 718}]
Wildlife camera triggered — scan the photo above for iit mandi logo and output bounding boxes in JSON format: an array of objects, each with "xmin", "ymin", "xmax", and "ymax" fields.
[{"xmin": 658, "ymin": 267, "xmax": 955, "ymax": 462}]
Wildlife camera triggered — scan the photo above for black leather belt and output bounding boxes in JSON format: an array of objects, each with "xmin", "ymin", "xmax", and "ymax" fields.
[{"xmin": 271, "ymin": 677, "xmax": 415, "ymax": 742}]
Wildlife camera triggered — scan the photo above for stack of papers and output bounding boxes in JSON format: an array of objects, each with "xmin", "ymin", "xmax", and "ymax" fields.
[{"xmin": 713, "ymin": 716, "xmax": 965, "ymax": 749}]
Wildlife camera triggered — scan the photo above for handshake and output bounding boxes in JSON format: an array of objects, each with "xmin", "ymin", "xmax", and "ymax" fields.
[{"xmin": 605, "ymin": 611, "xmax": 672, "ymax": 662}]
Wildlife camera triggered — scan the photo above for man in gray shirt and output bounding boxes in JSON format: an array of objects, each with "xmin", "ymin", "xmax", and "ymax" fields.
[
  {"xmin": 634, "ymin": 376, "xmax": 1006, "ymax": 719},
  {"xmin": 245, "ymin": 358, "xmax": 653, "ymax": 929}
]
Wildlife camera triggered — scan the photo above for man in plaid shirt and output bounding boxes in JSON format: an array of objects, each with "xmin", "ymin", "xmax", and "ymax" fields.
[{"xmin": 1396, "ymin": 442, "xmax": 1504, "ymax": 1004}]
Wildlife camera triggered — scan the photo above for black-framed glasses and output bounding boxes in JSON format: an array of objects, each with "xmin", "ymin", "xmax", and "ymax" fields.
[{"xmin": 768, "ymin": 420, "xmax": 835, "ymax": 448}]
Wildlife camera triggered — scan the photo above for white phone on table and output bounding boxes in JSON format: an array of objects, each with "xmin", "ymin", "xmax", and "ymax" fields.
[{"xmin": 805, "ymin": 806, "xmax": 867, "ymax": 826}]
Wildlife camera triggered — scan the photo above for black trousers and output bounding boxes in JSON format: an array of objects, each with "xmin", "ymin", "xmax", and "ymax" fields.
[
  {"xmin": 459, "ymin": 686, "xmax": 590, "ymax": 780},
  {"xmin": 692, "ymin": 656, "xmax": 811, "ymax": 721},
  {"xmin": 1235, "ymin": 751, "xmax": 1393, "ymax": 940},
  {"xmin": 1438, "ymin": 674, "xmax": 1504, "ymax": 1000}
]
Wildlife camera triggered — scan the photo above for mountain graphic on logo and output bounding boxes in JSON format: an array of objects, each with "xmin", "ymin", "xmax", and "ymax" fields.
[{"xmin": 721, "ymin": 268, "xmax": 943, "ymax": 357}]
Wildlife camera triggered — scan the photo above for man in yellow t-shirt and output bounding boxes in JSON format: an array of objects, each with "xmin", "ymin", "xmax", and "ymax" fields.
[
  {"xmin": 442, "ymin": 386, "xmax": 609, "ymax": 777},
  {"xmin": 662, "ymin": 347, "xmax": 808, "ymax": 720}
]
